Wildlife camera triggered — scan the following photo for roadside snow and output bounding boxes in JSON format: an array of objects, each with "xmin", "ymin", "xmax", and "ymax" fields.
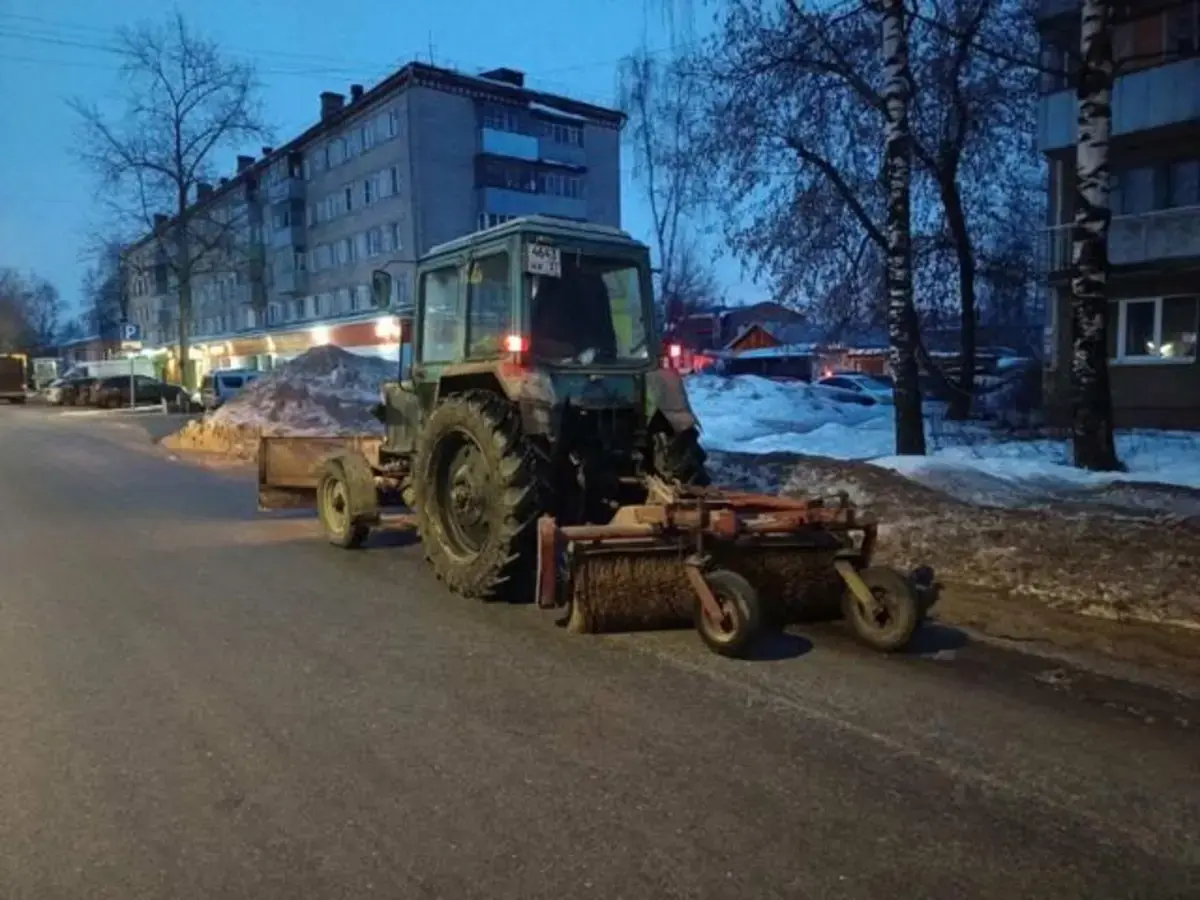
[{"xmin": 689, "ymin": 374, "xmax": 1200, "ymax": 500}]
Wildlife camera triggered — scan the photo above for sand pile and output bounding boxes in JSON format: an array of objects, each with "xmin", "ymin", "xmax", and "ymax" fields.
[{"xmin": 164, "ymin": 346, "xmax": 393, "ymax": 459}]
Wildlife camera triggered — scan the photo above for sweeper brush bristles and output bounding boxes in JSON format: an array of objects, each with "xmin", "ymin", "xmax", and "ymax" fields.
[{"xmin": 562, "ymin": 540, "xmax": 849, "ymax": 635}]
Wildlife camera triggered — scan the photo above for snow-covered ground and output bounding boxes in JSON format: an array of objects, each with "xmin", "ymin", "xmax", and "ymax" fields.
[{"xmin": 687, "ymin": 374, "xmax": 1200, "ymax": 503}]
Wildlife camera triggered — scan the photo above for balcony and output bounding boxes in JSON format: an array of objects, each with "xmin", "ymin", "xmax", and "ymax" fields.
[
  {"xmin": 481, "ymin": 128, "xmax": 539, "ymax": 162},
  {"xmin": 1039, "ymin": 206, "xmax": 1200, "ymax": 273},
  {"xmin": 270, "ymin": 223, "xmax": 305, "ymax": 249},
  {"xmin": 267, "ymin": 175, "xmax": 306, "ymax": 202},
  {"xmin": 479, "ymin": 187, "xmax": 586, "ymax": 221},
  {"xmin": 274, "ymin": 268, "xmax": 309, "ymax": 296},
  {"xmin": 1038, "ymin": 59, "xmax": 1200, "ymax": 152}
]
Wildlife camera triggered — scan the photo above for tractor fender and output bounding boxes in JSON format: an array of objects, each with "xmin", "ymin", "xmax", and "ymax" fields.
[
  {"xmin": 328, "ymin": 451, "xmax": 380, "ymax": 524},
  {"xmin": 494, "ymin": 364, "xmax": 557, "ymax": 437},
  {"xmin": 644, "ymin": 367, "xmax": 700, "ymax": 434}
]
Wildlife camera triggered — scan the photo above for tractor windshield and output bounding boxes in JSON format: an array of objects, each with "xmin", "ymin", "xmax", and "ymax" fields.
[{"xmin": 527, "ymin": 254, "xmax": 651, "ymax": 366}]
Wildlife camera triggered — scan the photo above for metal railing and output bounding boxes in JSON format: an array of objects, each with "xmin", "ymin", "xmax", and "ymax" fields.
[{"xmin": 1039, "ymin": 205, "xmax": 1200, "ymax": 272}]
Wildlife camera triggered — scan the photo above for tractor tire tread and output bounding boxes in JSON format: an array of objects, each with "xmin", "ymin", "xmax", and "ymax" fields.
[{"xmin": 414, "ymin": 390, "xmax": 549, "ymax": 601}]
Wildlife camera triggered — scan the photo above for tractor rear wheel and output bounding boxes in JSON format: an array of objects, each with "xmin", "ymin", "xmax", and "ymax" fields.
[
  {"xmin": 414, "ymin": 391, "xmax": 547, "ymax": 601},
  {"xmin": 652, "ymin": 427, "xmax": 711, "ymax": 487}
]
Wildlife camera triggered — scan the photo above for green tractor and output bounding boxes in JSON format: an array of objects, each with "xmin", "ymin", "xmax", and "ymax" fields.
[{"xmin": 258, "ymin": 216, "xmax": 710, "ymax": 600}]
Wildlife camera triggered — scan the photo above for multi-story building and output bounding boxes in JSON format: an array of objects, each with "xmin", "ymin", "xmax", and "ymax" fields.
[
  {"xmin": 1037, "ymin": 0, "xmax": 1200, "ymax": 429},
  {"xmin": 124, "ymin": 62, "xmax": 624, "ymax": 383}
]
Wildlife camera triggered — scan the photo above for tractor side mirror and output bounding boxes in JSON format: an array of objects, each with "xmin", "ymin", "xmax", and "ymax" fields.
[{"xmin": 371, "ymin": 269, "xmax": 393, "ymax": 309}]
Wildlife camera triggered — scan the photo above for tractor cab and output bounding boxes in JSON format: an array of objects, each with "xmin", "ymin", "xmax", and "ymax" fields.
[{"xmin": 372, "ymin": 216, "xmax": 657, "ymax": 381}]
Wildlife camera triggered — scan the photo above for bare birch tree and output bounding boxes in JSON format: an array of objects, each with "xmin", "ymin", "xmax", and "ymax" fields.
[
  {"xmin": 878, "ymin": 0, "xmax": 926, "ymax": 454},
  {"xmin": 69, "ymin": 12, "xmax": 269, "ymax": 387},
  {"xmin": 1069, "ymin": 0, "xmax": 1120, "ymax": 470},
  {"xmin": 618, "ymin": 49, "xmax": 718, "ymax": 327}
]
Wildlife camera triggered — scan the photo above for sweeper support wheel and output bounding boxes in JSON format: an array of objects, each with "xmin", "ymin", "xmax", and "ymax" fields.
[
  {"xmin": 688, "ymin": 566, "xmax": 763, "ymax": 658},
  {"xmin": 836, "ymin": 563, "xmax": 920, "ymax": 652}
]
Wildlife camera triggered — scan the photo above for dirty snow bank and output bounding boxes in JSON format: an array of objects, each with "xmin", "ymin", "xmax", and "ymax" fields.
[
  {"xmin": 693, "ymin": 375, "xmax": 1200, "ymax": 633},
  {"xmin": 689, "ymin": 374, "xmax": 1200, "ymax": 501},
  {"xmin": 164, "ymin": 346, "xmax": 391, "ymax": 458},
  {"xmin": 708, "ymin": 450, "xmax": 1200, "ymax": 632}
]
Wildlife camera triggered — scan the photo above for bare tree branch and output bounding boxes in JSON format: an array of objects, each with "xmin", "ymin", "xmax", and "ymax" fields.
[{"xmin": 68, "ymin": 12, "xmax": 271, "ymax": 388}]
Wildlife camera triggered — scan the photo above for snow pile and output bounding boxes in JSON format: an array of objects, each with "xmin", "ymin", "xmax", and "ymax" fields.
[
  {"xmin": 165, "ymin": 346, "xmax": 393, "ymax": 457},
  {"xmin": 211, "ymin": 345, "xmax": 392, "ymax": 435},
  {"xmin": 689, "ymin": 374, "xmax": 1200, "ymax": 499},
  {"xmin": 686, "ymin": 374, "xmax": 887, "ymax": 457}
]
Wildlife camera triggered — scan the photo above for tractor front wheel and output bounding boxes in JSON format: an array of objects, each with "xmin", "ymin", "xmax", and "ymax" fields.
[{"xmin": 652, "ymin": 427, "xmax": 711, "ymax": 487}]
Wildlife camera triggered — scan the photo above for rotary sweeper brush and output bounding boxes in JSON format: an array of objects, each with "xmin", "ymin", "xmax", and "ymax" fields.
[{"xmin": 254, "ymin": 215, "xmax": 932, "ymax": 658}]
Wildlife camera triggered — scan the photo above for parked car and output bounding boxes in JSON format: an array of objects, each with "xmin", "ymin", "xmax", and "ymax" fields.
[
  {"xmin": 197, "ymin": 369, "xmax": 260, "ymax": 410},
  {"xmin": 816, "ymin": 373, "xmax": 895, "ymax": 405},
  {"xmin": 62, "ymin": 376, "xmax": 99, "ymax": 406},
  {"xmin": 92, "ymin": 375, "xmax": 189, "ymax": 408}
]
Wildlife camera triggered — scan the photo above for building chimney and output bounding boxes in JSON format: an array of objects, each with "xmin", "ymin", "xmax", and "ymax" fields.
[
  {"xmin": 479, "ymin": 67, "xmax": 525, "ymax": 88},
  {"xmin": 320, "ymin": 91, "xmax": 345, "ymax": 119},
  {"xmin": 350, "ymin": 83, "xmax": 364, "ymax": 102},
  {"xmin": 196, "ymin": 182, "xmax": 213, "ymax": 201},
  {"xmin": 236, "ymin": 154, "xmax": 255, "ymax": 172},
  {"xmin": 260, "ymin": 146, "xmax": 274, "ymax": 157}
]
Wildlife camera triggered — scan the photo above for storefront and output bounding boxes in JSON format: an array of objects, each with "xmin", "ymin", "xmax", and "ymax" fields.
[{"xmin": 147, "ymin": 313, "xmax": 413, "ymax": 384}]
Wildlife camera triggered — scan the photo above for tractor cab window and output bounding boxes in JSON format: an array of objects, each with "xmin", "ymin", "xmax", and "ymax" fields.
[
  {"xmin": 529, "ymin": 255, "xmax": 649, "ymax": 365},
  {"xmin": 466, "ymin": 253, "xmax": 512, "ymax": 358},
  {"xmin": 420, "ymin": 264, "xmax": 463, "ymax": 362}
]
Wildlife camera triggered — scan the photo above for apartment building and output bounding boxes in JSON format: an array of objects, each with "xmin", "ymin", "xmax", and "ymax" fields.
[
  {"xmin": 1037, "ymin": 0, "xmax": 1200, "ymax": 428},
  {"xmin": 124, "ymin": 62, "xmax": 624, "ymax": 383}
]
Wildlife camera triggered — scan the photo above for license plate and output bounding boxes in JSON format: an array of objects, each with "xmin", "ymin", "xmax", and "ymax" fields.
[{"xmin": 525, "ymin": 243, "xmax": 561, "ymax": 278}]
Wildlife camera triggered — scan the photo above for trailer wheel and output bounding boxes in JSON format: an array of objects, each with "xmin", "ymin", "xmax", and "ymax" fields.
[
  {"xmin": 843, "ymin": 565, "xmax": 920, "ymax": 652},
  {"xmin": 694, "ymin": 569, "xmax": 763, "ymax": 658},
  {"xmin": 317, "ymin": 458, "xmax": 371, "ymax": 549}
]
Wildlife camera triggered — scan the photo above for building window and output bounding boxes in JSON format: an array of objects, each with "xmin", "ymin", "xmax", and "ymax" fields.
[
  {"xmin": 344, "ymin": 184, "xmax": 354, "ymax": 213},
  {"xmin": 482, "ymin": 105, "xmax": 520, "ymax": 132},
  {"xmin": 388, "ymin": 108, "xmax": 400, "ymax": 138},
  {"xmin": 388, "ymin": 222, "xmax": 401, "ymax": 252},
  {"xmin": 367, "ymin": 226, "xmax": 383, "ymax": 256},
  {"xmin": 1168, "ymin": 159, "xmax": 1200, "ymax": 208},
  {"xmin": 355, "ymin": 283, "xmax": 372, "ymax": 310},
  {"xmin": 537, "ymin": 119, "xmax": 584, "ymax": 147},
  {"xmin": 389, "ymin": 165, "xmax": 400, "ymax": 196},
  {"xmin": 421, "ymin": 265, "xmax": 462, "ymax": 362},
  {"xmin": 466, "ymin": 253, "xmax": 512, "ymax": 357},
  {"xmin": 478, "ymin": 212, "xmax": 514, "ymax": 231},
  {"xmin": 336, "ymin": 287, "xmax": 352, "ymax": 314},
  {"xmin": 1108, "ymin": 296, "xmax": 1199, "ymax": 362},
  {"xmin": 1167, "ymin": 1, "xmax": 1200, "ymax": 56}
]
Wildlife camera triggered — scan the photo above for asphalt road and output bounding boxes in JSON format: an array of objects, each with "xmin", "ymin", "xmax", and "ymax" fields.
[{"xmin": 2, "ymin": 406, "xmax": 1199, "ymax": 900}]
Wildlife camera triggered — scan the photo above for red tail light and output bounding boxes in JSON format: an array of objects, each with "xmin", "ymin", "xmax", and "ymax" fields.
[
  {"xmin": 668, "ymin": 343, "xmax": 682, "ymax": 359},
  {"xmin": 504, "ymin": 334, "xmax": 527, "ymax": 354}
]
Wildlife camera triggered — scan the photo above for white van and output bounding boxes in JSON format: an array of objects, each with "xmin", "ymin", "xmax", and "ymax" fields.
[{"xmin": 198, "ymin": 369, "xmax": 260, "ymax": 410}]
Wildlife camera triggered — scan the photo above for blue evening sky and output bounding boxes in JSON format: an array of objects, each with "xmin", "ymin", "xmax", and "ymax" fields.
[{"xmin": 0, "ymin": 0, "xmax": 758, "ymax": 320}]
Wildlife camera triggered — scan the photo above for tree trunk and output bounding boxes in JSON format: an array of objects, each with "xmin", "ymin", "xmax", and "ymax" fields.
[
  {"xmin": 880, "ymin": 0, "xmax": 926, "ymax": 455},
  {"xmin": 1070, "ymin": 0, "xmax": 1120, "ymax": 471},
  {"xmin": 178, "ymin": 277, "xmax": 192, "ymax": 390},
  {"xmin": 175, "ymin": 212, "xmax": 194, "ymax": 391},
  {"xmin": 941, "ymin": 180, "xmax": 977, "ymax": 421}
]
